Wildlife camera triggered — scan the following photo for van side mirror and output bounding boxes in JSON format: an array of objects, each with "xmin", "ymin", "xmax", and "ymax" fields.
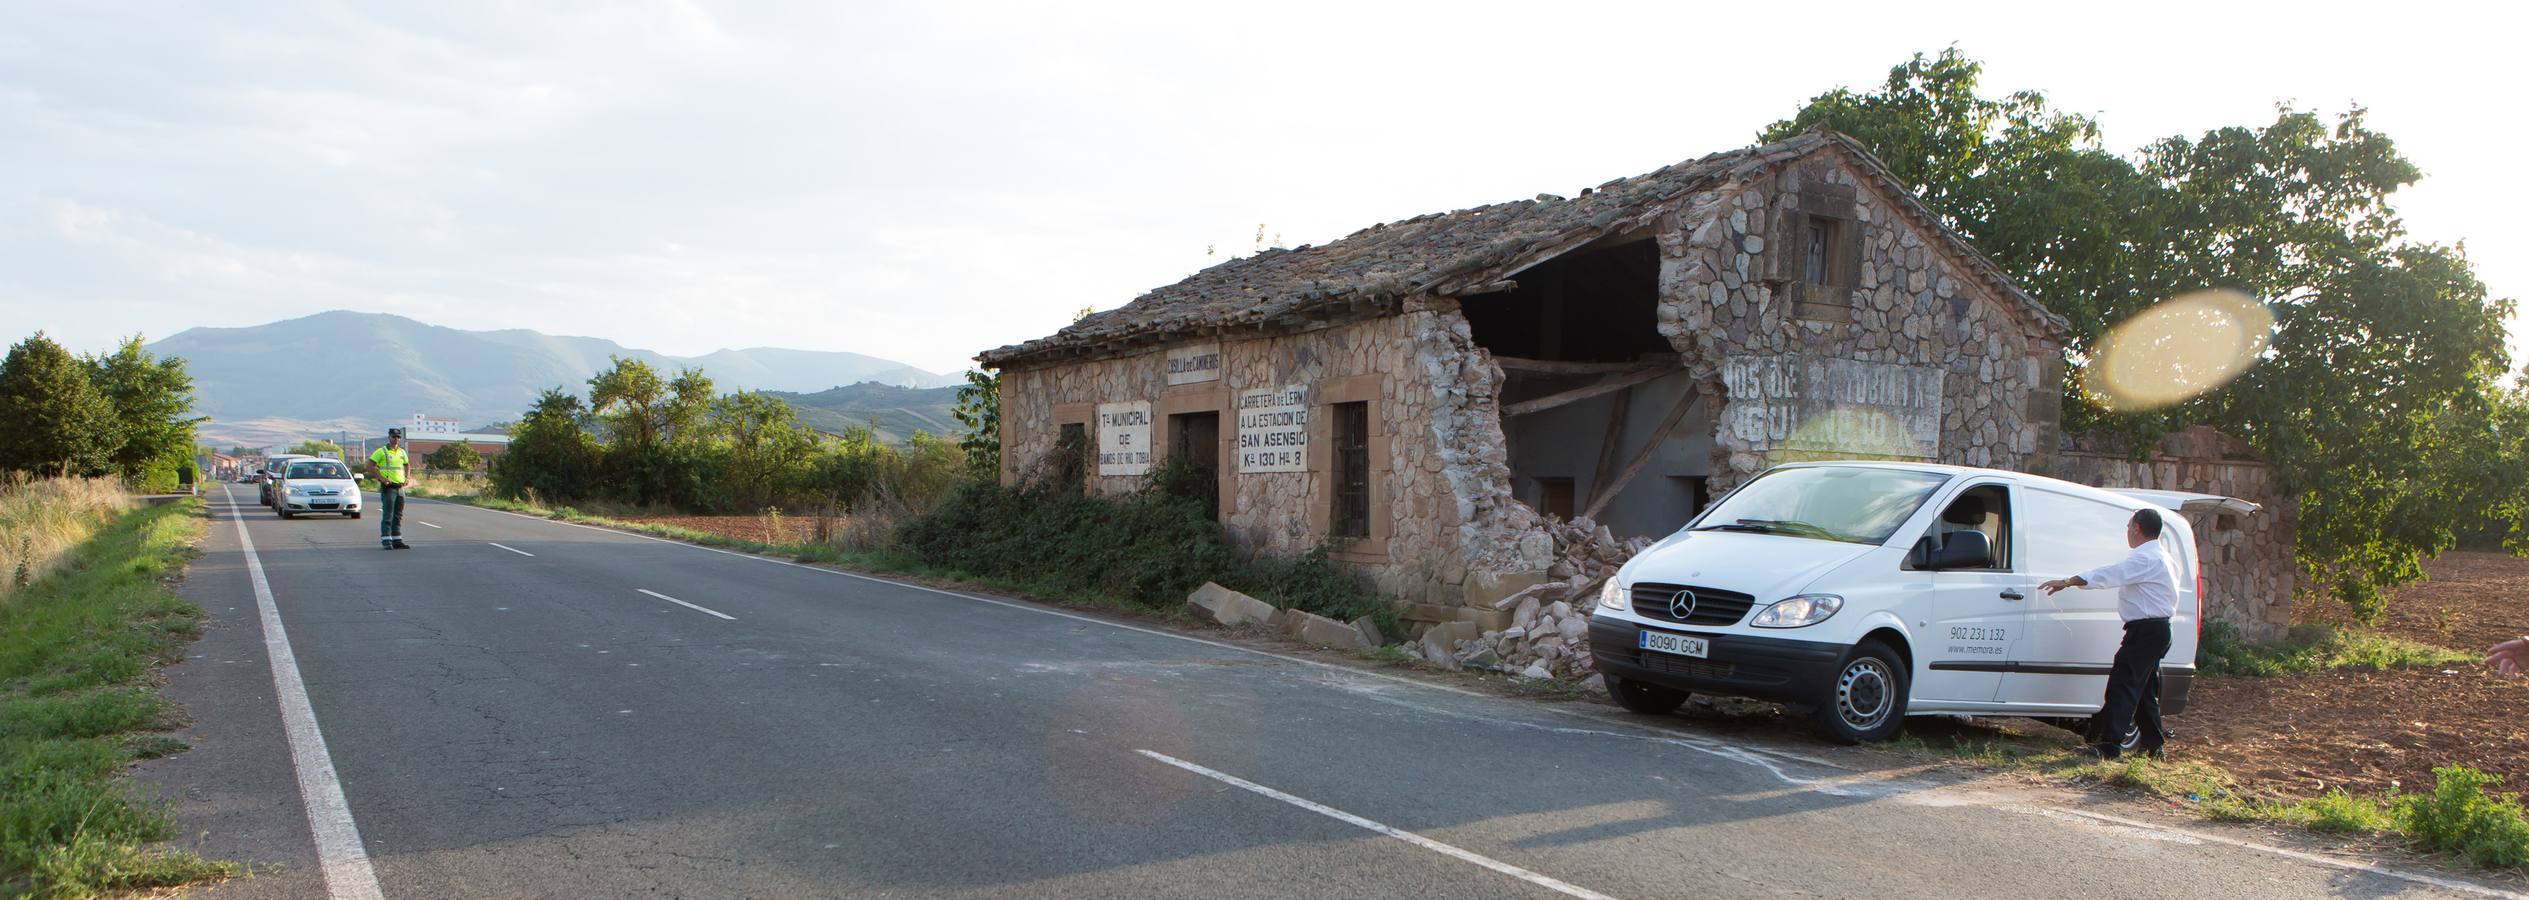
[{"xmin": 1923, "ymin": 531, "xmax": 1992, "ymax": 570}]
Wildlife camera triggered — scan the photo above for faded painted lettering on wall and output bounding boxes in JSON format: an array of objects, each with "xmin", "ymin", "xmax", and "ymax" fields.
[
  {"xmin": 1236, "ymin": 386, "xmax": 1309, "ymax": 473},
  {"xmin": 1096, "ymin": 401, "xmax": 1153, "ymax": 476},
  {"xmin": 1165, "ymin": 344, "xmax": 1223, "ymax": 385},
  {"xmin": 1722, "ymin": 356, "xmax": 1944, "ymax": 459}
]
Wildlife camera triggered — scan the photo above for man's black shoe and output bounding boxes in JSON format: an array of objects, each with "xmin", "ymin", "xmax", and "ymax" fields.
[
  {"xmin": 2073, "ymin": 743, "xmax": 2122, "ymax": 762},
  {"xmin": 392, "ymin": 541, "xmax": 412, "ymax": 550}
]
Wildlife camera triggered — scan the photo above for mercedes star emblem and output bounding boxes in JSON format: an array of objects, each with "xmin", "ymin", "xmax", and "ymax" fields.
[{"xmin": 1669, "ymin": 589, "xmax": 1697, "ymax": 619}]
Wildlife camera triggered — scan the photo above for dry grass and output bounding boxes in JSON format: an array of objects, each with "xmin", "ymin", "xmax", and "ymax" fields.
[{"xmin": 0, "ymin": 477, "xmax": 133, "ymax": 601}]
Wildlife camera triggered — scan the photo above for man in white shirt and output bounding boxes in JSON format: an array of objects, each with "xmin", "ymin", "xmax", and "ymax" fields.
[{"xmin": 2039, "ymin": 508, "xmax": 2178, "ymax": 760}]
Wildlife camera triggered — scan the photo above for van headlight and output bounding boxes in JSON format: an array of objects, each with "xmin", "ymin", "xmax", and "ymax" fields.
[
  {"xmin": 1750, "ymin": 594, "xmax": 1842, "ymax": 628},
  {"xmin": 1597, "ymin": 578, "xmax": 1629, "ymax": 611}
]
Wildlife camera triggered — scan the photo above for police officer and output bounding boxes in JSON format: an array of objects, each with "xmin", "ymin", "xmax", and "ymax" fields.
[
  {"xmin": 2038, "ymin": 508, "xmax": 2177, "ymax": 760},
  {"xmin": 370, "ymin": 428, "xmax": 411, "ymax": 550}
]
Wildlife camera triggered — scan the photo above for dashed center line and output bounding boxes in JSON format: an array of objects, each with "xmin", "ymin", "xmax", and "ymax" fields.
[
  {"xmin": 488, "ymin": 542, "xmax": 534, "ymax": 557},
  {"xmin": 1135, "ymin": 749, "xmax": 1617, "ymax": 900},
  {"xmin": 415, "ymin": 521, "xmax": 442, "ymax": 529},
  {"xmin": 638, "ymin": 588, "xmax": 734, "ymax": 620}
]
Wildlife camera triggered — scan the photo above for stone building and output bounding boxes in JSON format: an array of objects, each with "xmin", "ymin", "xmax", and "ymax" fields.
[{"xmin": 980, "ymin": 130, "xmax": 2285, "ymax": 633}]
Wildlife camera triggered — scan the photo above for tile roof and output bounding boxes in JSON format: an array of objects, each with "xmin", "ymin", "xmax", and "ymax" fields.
[{"xmin": 981, "ymin": 130, "xmax": 2063, "ymax": 369}]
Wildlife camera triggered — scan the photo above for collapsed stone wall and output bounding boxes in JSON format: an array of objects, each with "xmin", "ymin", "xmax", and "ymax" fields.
[{"xmin": 2047, "ymin": 426, "xmax": 2298, "ymax": 644}]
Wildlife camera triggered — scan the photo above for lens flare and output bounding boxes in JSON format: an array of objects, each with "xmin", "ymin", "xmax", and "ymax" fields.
[{"xmin": 2088, "ymin": 289, "xmax": 2275, "ymax": 412}]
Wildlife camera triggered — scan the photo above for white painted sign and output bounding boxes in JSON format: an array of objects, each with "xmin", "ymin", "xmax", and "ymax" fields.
[
  {"xmin": 1096, "ymin": 401, "xmax": 1153, "ymax": 476},
  {"xmin": 1236, "ymin": 385, "xmax": 1310, "ymax": 473},
  {"xmin": 1721, "ymin": 356, "xmax": 1945, "ymax": 459},
  {"xmin": 1166, "ymin": 344, "xmax": 1223, "ymax": 385}
]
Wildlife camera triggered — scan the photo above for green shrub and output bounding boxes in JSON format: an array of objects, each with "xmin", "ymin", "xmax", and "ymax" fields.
[
  {"xmin": 2399, "ymin": 766, "xmax": 2529, "ymax": 870},
  {"xmin": 2200, "ymin": 621, "xmax": 2477, "ymax": 677},
  {"xmin": 2304, "ymin": 788, "xmax": 2397, "ymax": 834},
  {"xmin": 894, "ymin": 472, "xmax": 1388, "ymax": 630}
]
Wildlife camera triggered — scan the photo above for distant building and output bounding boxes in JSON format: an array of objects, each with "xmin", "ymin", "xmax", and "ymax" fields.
[{"xmin": 411, "ymin": 413, "xmax": 464, "ymax": 436}]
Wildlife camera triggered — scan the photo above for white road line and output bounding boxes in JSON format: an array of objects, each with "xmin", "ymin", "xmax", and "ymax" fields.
[
  {"xmin": 488, "ymin": 542, "xmax": 534, "ymax": 557},
  {"xmin": 222, "ymin": 486, "xmax": 385, "ymax": 900},
  {"xmin": 415, "ymin": 521, "xmax": 441, "ymax": 529},
  {"xmin": 2041, "ymin": 808, "xmax": 2524, "ymax": 899},
  {"xmin": 411, "ymin": 497, "xmax": 2516, "ymax": 896},
  {"xmin": 1135, "ymin": 749, "xmax": 1619, "ymax": 900},
  {"xmin": 638, "ymin": 588, "xmax": 735, "ymax": 620}
]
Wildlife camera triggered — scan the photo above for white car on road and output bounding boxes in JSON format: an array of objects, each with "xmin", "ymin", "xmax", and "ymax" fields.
[{"xmin": 275, "ymin": 457, "xmax": 363, "ymax": 519}]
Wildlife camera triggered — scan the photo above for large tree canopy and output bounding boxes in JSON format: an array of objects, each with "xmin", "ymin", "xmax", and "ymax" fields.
[{"xmin": 1767, "ymin": 49, "xmax": 2519, "ymax": 618}]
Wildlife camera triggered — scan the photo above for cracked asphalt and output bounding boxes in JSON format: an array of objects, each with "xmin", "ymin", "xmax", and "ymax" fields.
[{"xmin": 128, "ymin": 485, "xmax": 2518, "ymax": 898}]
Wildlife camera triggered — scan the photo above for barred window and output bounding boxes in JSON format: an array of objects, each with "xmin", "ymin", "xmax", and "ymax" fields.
[{"xmin": 1332, "ymin": 402, "xmax": 1370, "ymax": 540}]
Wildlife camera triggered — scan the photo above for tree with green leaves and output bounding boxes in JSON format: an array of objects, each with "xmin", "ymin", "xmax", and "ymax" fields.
[
  {"xmin": 494, "ymin": 388, "xmax": 601, "ymax": 503},
  {"xmin": 288, "ymin": 439, "xmax": 343, "ymax": 458},
  {"xmin": 424, "ymin": 440, "xmax": 483, "ymax": 472},
  {"xmin": 1767, "ymin": 49, "xmax": 2519, "ymax": 618},
  {"xmin": 86, "ymin": 336, "xmax": 203, "ymax": 487},
  {"xmin": 954, "ymin": 369, "xmax": 999, "ymax": 478},
  {"xmin": 710, "ymin": 390, "xmax": 816, "ymax": 512},
  {"xmin": 0, "ymin": 333, "xmax": 113, "ymax": 477}
]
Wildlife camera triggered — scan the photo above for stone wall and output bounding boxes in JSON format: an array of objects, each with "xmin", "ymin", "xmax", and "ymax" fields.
[
  {"xmin": 1653, "ymin": 154, "xmax": 2062, "ymax": 496},
  {"xmin": 2046, "ymin": 426, "xmax": 2298, "ymax": 643},
  {"xmin": 996, "ymin": 312, "xmax": 1527, "ymax": 609}
]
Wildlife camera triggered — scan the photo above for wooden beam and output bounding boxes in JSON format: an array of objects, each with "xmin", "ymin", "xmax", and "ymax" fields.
[
  {"xmin": 1581, "ymin": 388, "xmax": 1697, "ymax": 522},
  {"xmin": 1500, "ymin": 365, "xmax": 1672, "ymax": 418},
  {"xmin": 1582, "ymin": 388, "xmax": 1632, "ymax": 514},
  {"xmin": 1495, "ymin": 357, "xmax": 1661, "ymax": 376}
]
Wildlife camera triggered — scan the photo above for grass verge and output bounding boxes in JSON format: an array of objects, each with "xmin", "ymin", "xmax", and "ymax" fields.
[
  {"xmin": 1, "ymin": 495, "xmax": 240, "ymax": 896},
  {"xmin": 1893, "ymin": 726, "xmax": 2529, "ymax": 872},
  {"xmin": 2201, "ymin": 621, "xmax": 2480, "ymax": 677}
]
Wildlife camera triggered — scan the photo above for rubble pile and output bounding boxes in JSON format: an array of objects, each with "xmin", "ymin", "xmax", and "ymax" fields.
[{"xmin": 1421, "ymin": 517, "xmax": 1652, "ymax": 684}]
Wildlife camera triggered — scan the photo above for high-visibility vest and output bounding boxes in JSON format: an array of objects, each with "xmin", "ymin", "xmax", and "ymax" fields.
[{"xmin": 370, "ymin": 446, "xmax": 410, "ymax": 484}]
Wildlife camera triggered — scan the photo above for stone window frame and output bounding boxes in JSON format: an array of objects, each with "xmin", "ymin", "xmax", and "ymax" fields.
[
  {"xmin": 1307, "ymin": 374, "xmax": 1390, "ymax": 562},
  {"xmin": 1154, "ymin": 385, "xmax": 1235, "ymax": 519},
  {"xmin": 1767, "ymin": 176, "xmax": 1864, "ymax": 324},
  {"xmin": 1051, "ymin": 402, "xmax": 1093, "ymax": 491}
]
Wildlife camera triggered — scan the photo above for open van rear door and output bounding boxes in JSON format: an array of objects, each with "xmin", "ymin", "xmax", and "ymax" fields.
[{"xmin": 2107, "ymin": 489, "xmax": 2260, "ymax": 517}]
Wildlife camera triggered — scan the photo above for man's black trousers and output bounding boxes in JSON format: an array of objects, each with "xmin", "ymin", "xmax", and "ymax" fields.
[{"xmin": 2098, "ymin": 617, "xmax": 2171, "ymax": 749}]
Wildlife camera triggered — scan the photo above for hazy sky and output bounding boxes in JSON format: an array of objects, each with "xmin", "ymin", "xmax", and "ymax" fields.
[{"xmin": 3, "ymin": 1, "xmax": 2520, "ymax": 378}]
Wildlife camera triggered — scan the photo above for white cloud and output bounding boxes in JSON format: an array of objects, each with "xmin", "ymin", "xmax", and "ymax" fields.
[{"xmin": 0, "ymin": 0, "xmax": 2520, "ymax": 377}]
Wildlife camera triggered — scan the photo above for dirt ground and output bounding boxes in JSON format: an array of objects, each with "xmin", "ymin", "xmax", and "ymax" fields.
[
  {"xmin": 623, "ymin": 515, "xmax": 835, "ymax": 546},
  {"xmin": 2177, "ymin": 550, "xmax": 2529, "ymax": 798}
]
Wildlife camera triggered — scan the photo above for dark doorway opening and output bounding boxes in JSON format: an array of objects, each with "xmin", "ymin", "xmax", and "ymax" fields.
[{"xmin": 1168, "ymin": 411, "xmax": 1221, "ymax": 520}]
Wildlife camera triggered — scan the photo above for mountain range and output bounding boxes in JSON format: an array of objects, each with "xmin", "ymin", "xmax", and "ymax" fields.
[{"xmin": 151, "ymin": 311, "xmax": 959, "ymax": 447}]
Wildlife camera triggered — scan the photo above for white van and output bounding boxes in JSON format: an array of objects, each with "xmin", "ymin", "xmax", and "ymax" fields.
[{"xmin": 1587, "ymin": 461, "xmax": 2256, "ymax": 745}]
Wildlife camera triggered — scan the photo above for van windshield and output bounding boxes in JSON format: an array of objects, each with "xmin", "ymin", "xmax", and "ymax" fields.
[{"xmin": 1690, "ymin": 466, "xmax": 1950, "ymax": 545}]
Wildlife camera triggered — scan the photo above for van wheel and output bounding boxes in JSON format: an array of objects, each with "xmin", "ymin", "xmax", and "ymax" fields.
[
  {"xmin": 1810, "ymin": 640, "xmax": 1907, "ymax": 744},
  {"xmin": 1608, "ymin": 677, "xmax": 1688, "ymax": 715}
]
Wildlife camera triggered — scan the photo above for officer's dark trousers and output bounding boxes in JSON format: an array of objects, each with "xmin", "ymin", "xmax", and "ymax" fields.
[
  {"xmin": 2098, "ymin": 617, "xmax": 2171, "ymax": 749},
  {"xmin": 379, "ymin": 484, "xmax": 404, "ymax": 544}
]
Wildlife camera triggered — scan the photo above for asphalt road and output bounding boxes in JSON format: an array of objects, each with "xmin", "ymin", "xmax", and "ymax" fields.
[{"xmin": 132, "ymin": 484, "xmax": 2521, "ymax": 899}]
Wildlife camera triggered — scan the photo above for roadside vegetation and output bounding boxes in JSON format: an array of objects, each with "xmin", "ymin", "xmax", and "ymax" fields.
[
  {"xmin": 1893, "ymin": 726, "xmax": 2529, "ymax": 872},
  {"xmin": 0, "ymin": 333, "xmax": 204, "ymax": 493},
  {"xmin": 2199, "ymin": 621, "xmax": 2481, "ymax": 677},
  {"xmin": 0, "ymin": 485, "xmax": 237, "ymax": 895}
]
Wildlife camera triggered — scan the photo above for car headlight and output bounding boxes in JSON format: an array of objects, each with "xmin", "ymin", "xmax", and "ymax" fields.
[
  {"xmin": 1750, "ymin": 593, "xmax": 1843, "ymax": 628},
  {"xmin": 1597, "ymin": 577, "xmax": 1629, "ymax": 611}
]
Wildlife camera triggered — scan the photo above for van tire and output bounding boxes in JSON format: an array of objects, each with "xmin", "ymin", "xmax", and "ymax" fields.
[
  {"xmin": 1810, "ymin": 640, "xmax": 1907, "ymax": 744},
  {"xmin": 1608, "ymin": 677, "xmax": 1688, "ymax": 715}
]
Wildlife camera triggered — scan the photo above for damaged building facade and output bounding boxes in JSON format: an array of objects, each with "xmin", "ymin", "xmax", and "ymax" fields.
[{"xmin": 980, "ymin": 131, "xmax": 2292, "ymax": 642}]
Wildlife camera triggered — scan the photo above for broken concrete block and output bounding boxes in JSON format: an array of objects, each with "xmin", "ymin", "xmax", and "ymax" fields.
[
  {"xmin": 1350, "ymin": 616, "xmax": 1384, "ymax": 647},
  {"xmin": 1520, "ymin": 662, "xmax": 1553, "ymax": 679},
  {"xmin": 1187, "ymin": 582, "xmax": 1279, "ymax": 628},
  {"xmin": 1289, "ymin": 610, "xmax": 1373, "ymax": 650}
]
